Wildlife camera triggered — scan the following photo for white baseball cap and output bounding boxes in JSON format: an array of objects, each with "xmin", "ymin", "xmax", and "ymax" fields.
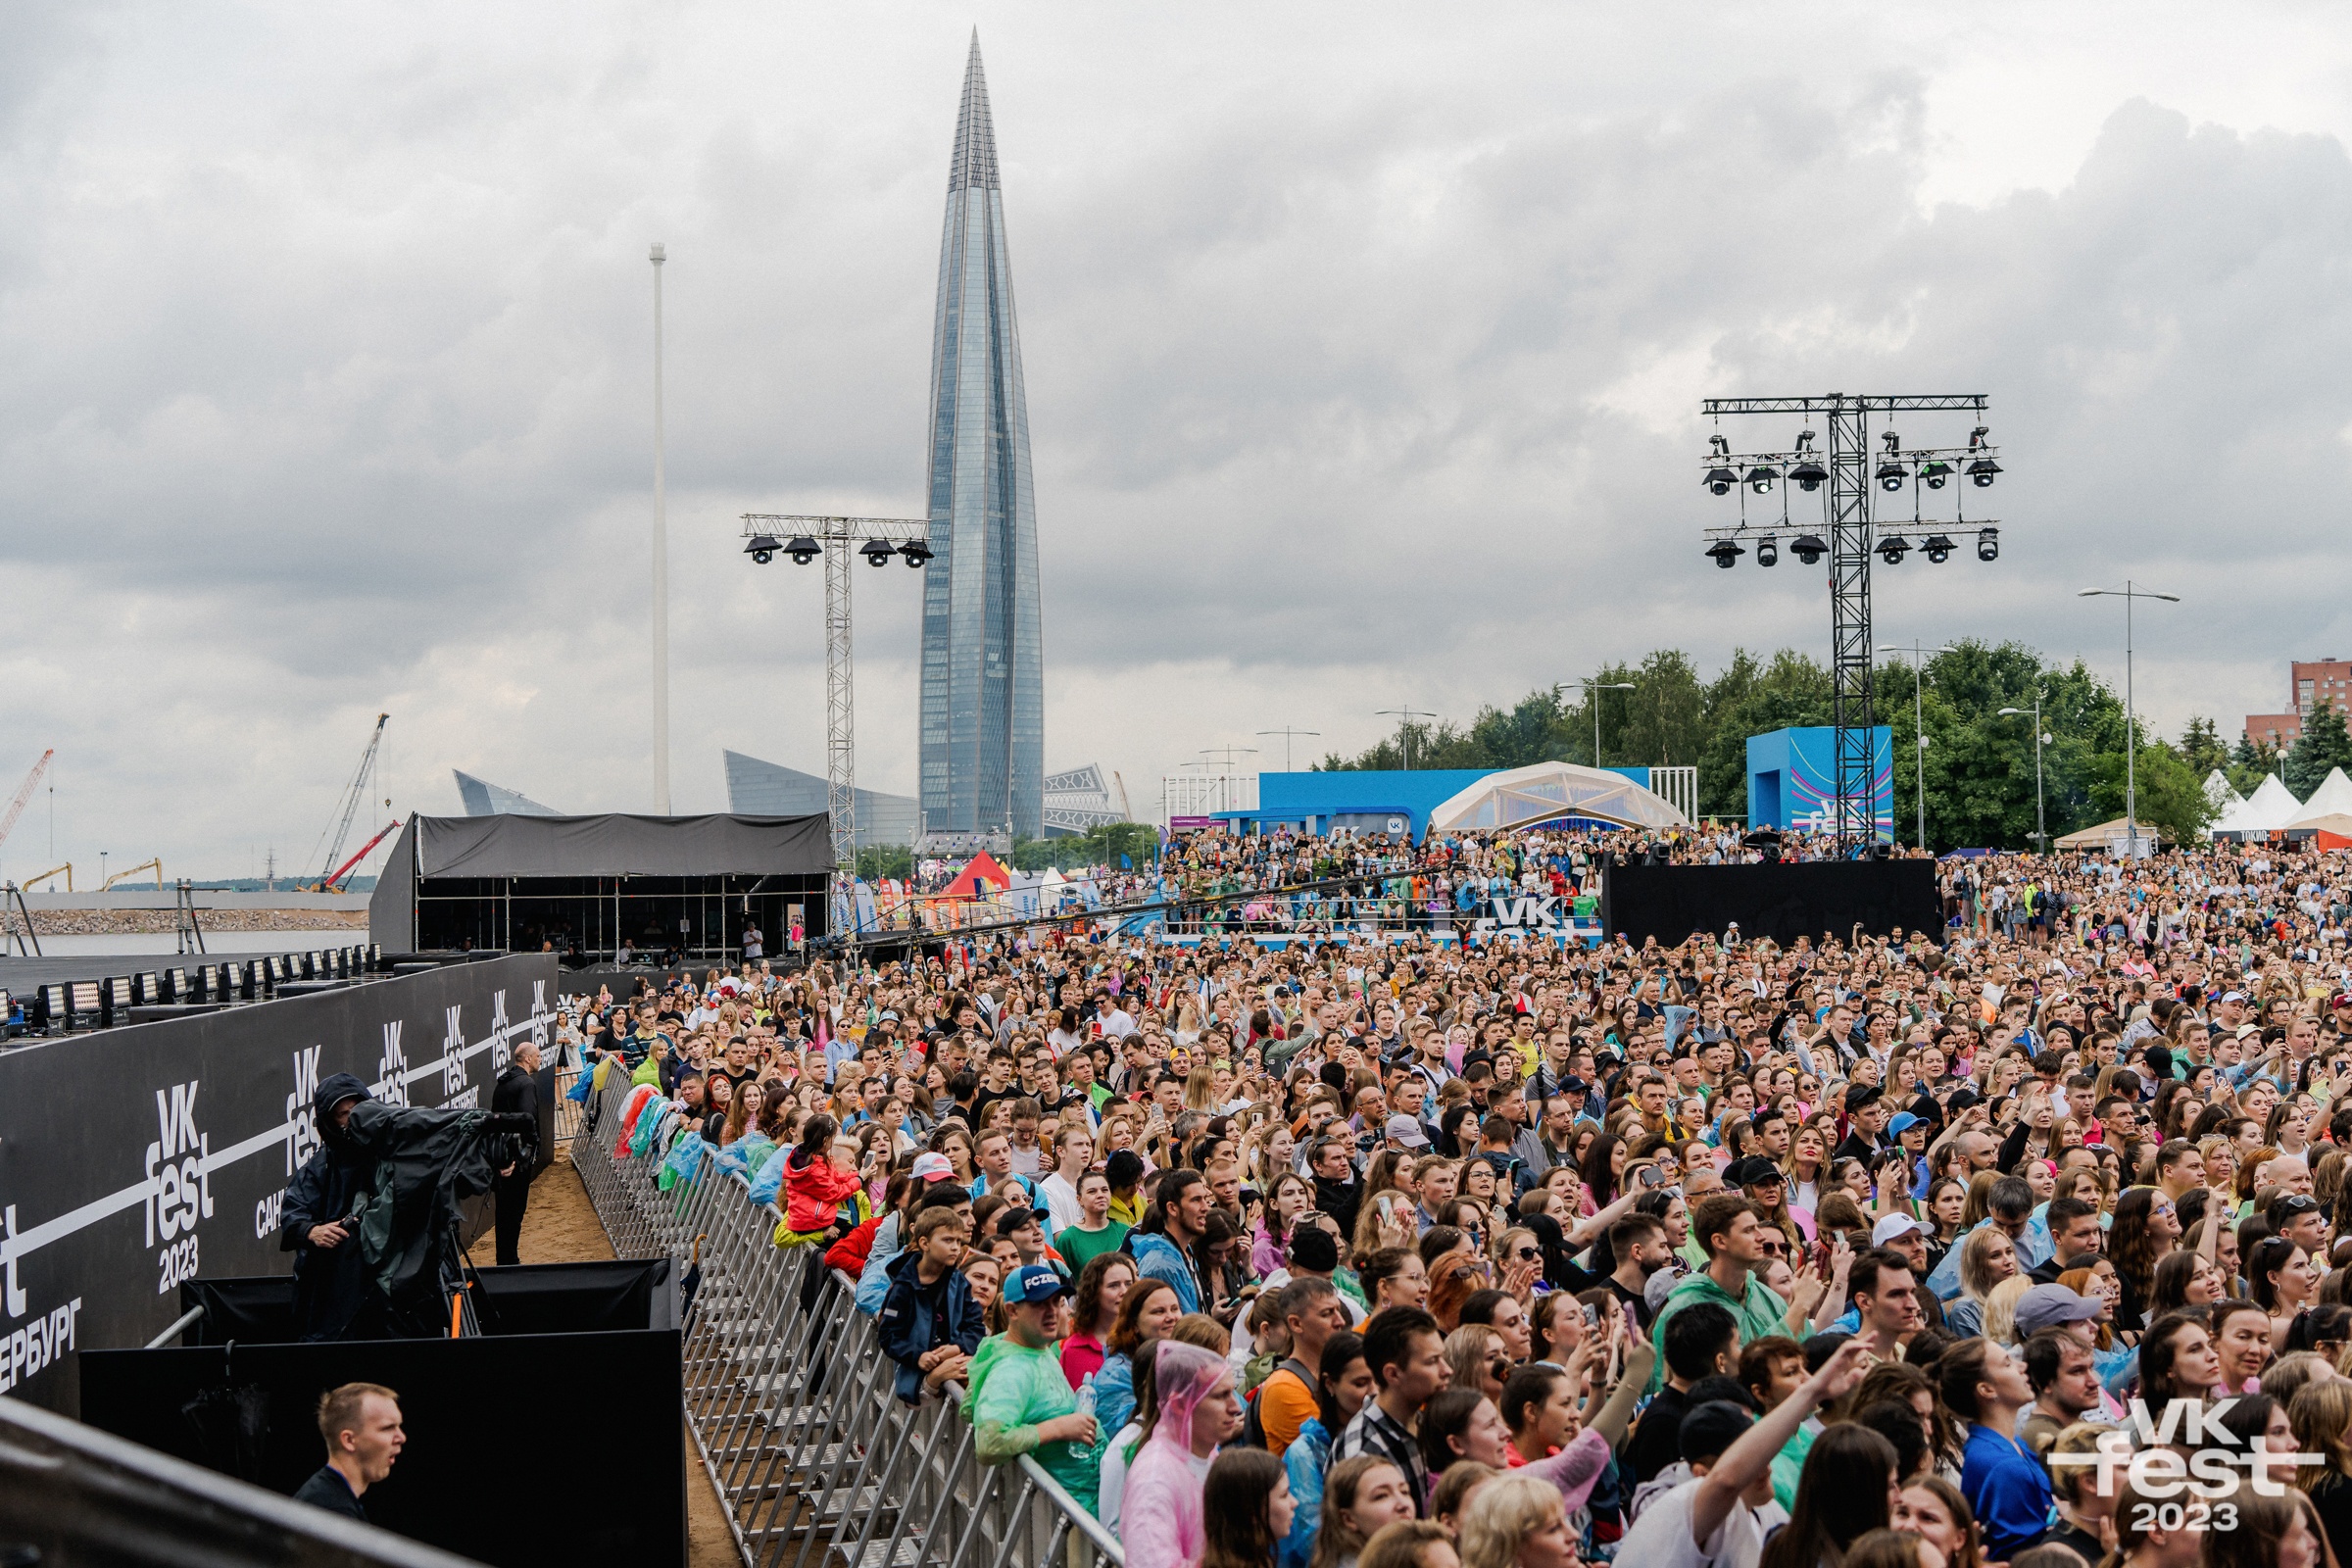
[
  {"xmin": 910, "ymin": 1152, "xmax": 957, "ymax": 1183},
  {"xmin": 1871, "ymin": 1212, "xmax": 1926, "ymax": 1248}
]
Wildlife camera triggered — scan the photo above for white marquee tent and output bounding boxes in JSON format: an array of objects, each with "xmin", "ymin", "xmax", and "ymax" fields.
[
  {"xmin": 2213, "ymin": 774, "xmax": 2303, "ymax": 838},
  {"xmin": 2288, "ymin": 767, "xmax": 2352, "ymax": 829},
  {"xmin": 1426, "ymin": 761, "xmax": 1692, "ymax": 835}
]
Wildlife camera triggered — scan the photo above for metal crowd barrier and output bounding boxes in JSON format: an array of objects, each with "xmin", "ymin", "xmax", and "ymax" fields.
[{"xmin": 570, "ymin": 1073, "xmax": 1122, "ymax": 1568}]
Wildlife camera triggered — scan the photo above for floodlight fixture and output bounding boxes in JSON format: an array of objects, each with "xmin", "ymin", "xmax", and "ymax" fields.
[
  {"xmin": 1789, "ymin": 533, "xmax": 1828, "ymax": 564},
  {"xmin": 1878, "ymin": 534, "xmax": 1910, "ymax": 564},
  {"xmin": 1918, "ymin": 459, "xmax": 1953, "ymax": 489},
  {"xmin": 1745, "ymin": 466, "xmax": 1777, "ymax": 494},
  {"xmin": 1968, "ymin": 458, "xmax": 2001, "ymax": 487},
  {"xmin": 1755, "ymin": 534, "xmax": 1779, "ymax": 566},
  {"xmin": 899, "ymin": 539, "xmax": 935, "ymax": 568},
  {"xmin": 859, "ymin": 537, "xmax": 897, "ymax": 567},
  {"xmin": 1876, "ymin": 461, "xmax": 1908, "ymax": 492},
  {"xmin": 786, "ymin": 536, "xmax": 821, "ymax": 564},
  {"xmin": 1788, "ymin": 461, "xmax": 1829, "ymax": 492},
  {"xmin": 1704, "ymin": 466, "xmax": 1739, "ymax": 495},
  {"xmin": 1921, "ymin": 533, "xmax": 1957, "ymax": 564},
  {"xmin": 1977, "ymin": 527, "xmax": 1998, "ymax": 562},
  {"xmin": 1705, "ymin": 538, "xmax": 1745, "ymax": 568},
  {"xmin": 745, "ymin": 533, "xmax": 781, "ymax": 564}
]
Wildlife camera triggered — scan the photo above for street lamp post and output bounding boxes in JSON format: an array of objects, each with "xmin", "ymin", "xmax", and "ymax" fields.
[
  {"xmin": 1997, "ymin": 695, "xmax": 2050, "ymax": 854},
  {"xmin": 1256, "ymin": 727, "xmax": 1321, "ymax": 773},
  {"xmin": 1582, "ymin": 680, "xmax": 1637, "ymax": 768},
  {"xmin": 1886, "ymin": 643, "xmax": 1954, "ymax": 851},
  {"xmin": 1376, "ymin": 709, "xmax": 1434, "ymax": 770},
  {"xmin": 2079, "ymin": 582, "xmax": 2181, "ymax": 858}
]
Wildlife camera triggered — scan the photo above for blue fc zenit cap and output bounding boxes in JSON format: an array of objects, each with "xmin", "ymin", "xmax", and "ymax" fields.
[{"xmin": 1003, "ymin": 1264, "xmax": 1071, "ymax": 1305}]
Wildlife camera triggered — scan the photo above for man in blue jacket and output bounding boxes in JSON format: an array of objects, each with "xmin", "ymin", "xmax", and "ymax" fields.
[
  {"xmin": 877, "ymin": 1206, "xmax": 984, "ymax": 1403},
  {"xmin": 1126, "ymin": 1169, "xmax": 1212, "ymax": 1313}
]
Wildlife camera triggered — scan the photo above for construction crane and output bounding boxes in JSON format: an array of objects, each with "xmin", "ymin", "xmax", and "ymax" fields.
[
  {"xmin": 323, "ymin": 817, "xmax": 401, "ymax": 891},
  {"xmin": 309, "ymin": 714, "xmax": 389, "ymax": 891},
  {"xmin": 24, "ymin": 862, "xmax": 70, "ymax": 891},
  {"xmin": 0, "ymin": 750, "xmax": 55, "ymax": 864},
  {"xmin": 102, "ymin": 857, "xmax": 163, "ymax": 891}
]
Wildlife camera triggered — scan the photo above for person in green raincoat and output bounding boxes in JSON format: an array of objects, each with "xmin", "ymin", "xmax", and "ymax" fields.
[{"xmin": 965, "ymin": 1263, "xmax": 1102, "ymax": 1513}]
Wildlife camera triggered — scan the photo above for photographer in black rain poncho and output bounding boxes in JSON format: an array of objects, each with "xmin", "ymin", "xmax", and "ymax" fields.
[{"xmin": 280, "ymin": 1072, "xmax": 534, "ymax": 1341}]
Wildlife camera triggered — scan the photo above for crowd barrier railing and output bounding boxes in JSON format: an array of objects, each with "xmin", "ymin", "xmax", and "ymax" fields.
[{"xmin": 569, "ymin": 1073, "xmax": 1123, "ymax": 1568}]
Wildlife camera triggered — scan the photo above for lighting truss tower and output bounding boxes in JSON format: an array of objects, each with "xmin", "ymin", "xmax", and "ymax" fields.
[
  {"xmin": 741, "ymin": 514, "xmax": 935, "ymax": 916},
  {"xmin": 1698, "ymin": 394, "xmax": 2001, "ymax": 855}
]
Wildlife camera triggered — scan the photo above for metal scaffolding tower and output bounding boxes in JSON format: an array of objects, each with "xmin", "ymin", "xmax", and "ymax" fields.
[
  {"xmin": 741, "ymin": 515, "xmax": 933, "ymax": 920},
  {"xmin": 1699, "ymin": 394, "xmax": 2000, "ymax": 854}
]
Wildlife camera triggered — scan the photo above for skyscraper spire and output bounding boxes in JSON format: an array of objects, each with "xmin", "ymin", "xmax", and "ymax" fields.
[
  {"xmin": 950, "ymin": 30, "xmax": 1000, "ymax": 192},
  {"xmin": 919, "ymin": 33, "xmax": 1042, "ymax": 842}
]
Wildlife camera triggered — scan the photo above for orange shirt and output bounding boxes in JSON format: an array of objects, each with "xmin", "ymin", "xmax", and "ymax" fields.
[{"xmin": 1258, "ymin": 1365, "xmax": 1320, "ymax": 1457}]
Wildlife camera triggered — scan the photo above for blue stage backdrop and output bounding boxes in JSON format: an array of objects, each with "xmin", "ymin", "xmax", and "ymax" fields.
[{"xmin": 1745, "ymin": 727, "xmax": 1893, "ymax": 840}]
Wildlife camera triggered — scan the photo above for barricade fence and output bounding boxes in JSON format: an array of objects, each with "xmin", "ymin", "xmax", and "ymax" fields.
[{"xmin": 569, "ymin": 1074, "xmax": 1121, "ymax": 1568}]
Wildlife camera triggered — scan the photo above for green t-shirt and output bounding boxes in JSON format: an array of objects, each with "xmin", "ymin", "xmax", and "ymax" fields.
[
  {"xmin": 1055, "ymin": 1221, "xmax": 1131, "ymax": 1273},
  {"xmin": 965, "ymin": 1336, "xmax": 1096, "ymax": 1511}
]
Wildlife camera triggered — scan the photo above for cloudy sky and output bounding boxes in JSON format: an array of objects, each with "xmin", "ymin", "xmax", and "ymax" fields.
[{"xmin": 5, "ymin": 2, "xmax": 2351, "ymax": 877}]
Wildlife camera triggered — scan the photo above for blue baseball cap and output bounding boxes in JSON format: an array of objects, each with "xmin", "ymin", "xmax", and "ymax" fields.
[
  {"xmin": 1003, "ymin": 1264, "xmax": 1071, "ymax": 1305},
  {"xmin": 1887, "ymin": 1112, "xmax": 1924, "ymax": 1137}
]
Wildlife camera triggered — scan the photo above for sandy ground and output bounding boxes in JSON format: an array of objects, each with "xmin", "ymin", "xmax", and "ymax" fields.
[{"xmin": 470, "ymin": 1152, "xmax": 740, "ymax": 1568}]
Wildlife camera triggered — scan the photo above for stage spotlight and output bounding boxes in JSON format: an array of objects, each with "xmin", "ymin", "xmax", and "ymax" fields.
[
  {"xmin": 1788, "ymin": 461, "xmax": 1829, "ymax": 492},
  {"xmin": 1968, "ymin": 458, "xmax": 2001, "ymax": 487},
  {"xmin": 1755, "ymin": 534, "xmax": 1779, "ymax": 566},
  {"xmin": 1745, "ymin": 466, "xmax": 1777, "ymax": 494},
  {"xmin": 1709, "ymin": 434, "xmax": 1730, "ymax": 457},
  {"xmin": 786, "ymin": 536, "xmax": 820, "ymax": 564},
  {"xmin": 1705, "ymin": 466, "xmax": 1739, "ymax": 495},
  {"xmin": 899, "ymin": 538, "xmax": 934, "ymax": 567},
  {"xmin": 1705, "ymin": 538, "xmax": 1746, "ymax": 568},
  {"xmin": 1922, "ymin": 533, "xmax": 1956, "ymax": 564},
  {"xmin": 1918, "ymin": 460, "xmax": 1953, "ymax": 490},
  {"xmin": 1876, "ymin": 462, "xmax": 1908, "ymax": 492},
  {"xmin": 1789, "ymin": 533, "xmax": 1828, "ymax": 564},
  {"xmin": 1878, "ymin": 533, "xmax": 1910, "ymax": 564},
  {"xmin": 860, "ymin": 537, "xmax": 897, "ymax": 567},
  {"xmin": 744, "ymin": 533, "xmax": 781, "ymax": 564},
  {"xmin": 1977, "ymin": 526, "xmax": 1999, "ymax": 563}
]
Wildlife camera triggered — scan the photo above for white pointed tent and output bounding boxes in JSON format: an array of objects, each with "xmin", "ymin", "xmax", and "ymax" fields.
[
  {"xmin": 1425, "ymin": 760, "xmax": 1692, "ymax": 834},
  {"xmin": 2204, "ymin": 769, "xmax": 2242, "ymax": 814},
  {"xmin": 2216, "ymin": 774, "xmax": 2304, "ymax": 838},
  {"xmin": 2289, "ymin": 767, "xmax": 2352, "ymax": 828}
]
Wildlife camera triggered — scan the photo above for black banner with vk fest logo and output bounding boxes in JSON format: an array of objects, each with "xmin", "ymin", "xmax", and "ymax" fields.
[{"xmin": 0, "ymin": 954, "xmax": 559, "ymax": 1414}]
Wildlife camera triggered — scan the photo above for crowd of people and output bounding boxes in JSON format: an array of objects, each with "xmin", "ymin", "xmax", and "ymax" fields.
[{"xmin": 568, "ymin": 825, "xmax": 2352, "ymax": 1568}]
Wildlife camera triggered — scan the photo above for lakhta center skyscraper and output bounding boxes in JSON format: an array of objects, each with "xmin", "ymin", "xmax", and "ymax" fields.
[{"xmin": 918, "ymin": 33, "xmax": 1043, "ymax": 841}]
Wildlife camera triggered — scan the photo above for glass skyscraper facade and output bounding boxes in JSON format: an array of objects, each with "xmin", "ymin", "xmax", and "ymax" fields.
[{"xmin": 918, "ymin": 33, "xmax": 1044, "ymax": 840}]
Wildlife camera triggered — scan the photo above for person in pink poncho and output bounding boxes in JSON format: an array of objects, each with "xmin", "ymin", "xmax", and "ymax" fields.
[{"xmin": 1121, "ymin": 1339, "xmax": 1244, "ymax": 1568}]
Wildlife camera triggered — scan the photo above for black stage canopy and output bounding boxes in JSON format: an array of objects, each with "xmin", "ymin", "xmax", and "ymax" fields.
[{"xmin": 371, "ymin": 812, "xmax": 830, "ymax": 960}]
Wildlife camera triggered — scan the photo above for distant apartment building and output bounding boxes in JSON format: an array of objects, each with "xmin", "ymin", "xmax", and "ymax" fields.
[{"xmin": 2245, "ymin": 659, "xmax": 2352, "ymax": 750}]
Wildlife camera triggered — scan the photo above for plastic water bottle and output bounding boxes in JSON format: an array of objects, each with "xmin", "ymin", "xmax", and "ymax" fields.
[{"xmin": 1074, "ymin": 1374, "xmax": 1097, "ymax": 1421}]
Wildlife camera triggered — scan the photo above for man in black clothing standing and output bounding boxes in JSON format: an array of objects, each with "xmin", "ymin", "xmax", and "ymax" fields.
[
  {"xmin": 491, "ymin": 1040, "xmax": 542, "ymax": 1266},
  {"xmin": 294, "ymin": 1382, "xmax": 405, "ymax": 1522}
]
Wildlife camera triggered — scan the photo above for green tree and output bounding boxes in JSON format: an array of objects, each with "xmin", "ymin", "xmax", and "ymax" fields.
[
  {"xmin": 2180, "ymin": 716, "xmax": 2230, "ymax": 781},
  {"xmin": 1695, "ymin": 649, "xmax": 1832, "ymax": 821},
  {"xmin": 2231, "ymin": 729, "xmax": 2283, "ymax": 796},
  {"xmin": 2087, "ymin": 738, "xmax": 2215, "ymax": 846},
  {"xmin": 2283, "ymin": 702, "xmax": 2352, "ymax": 801},
  {"xmin": 855, "ymin": 844, "xmax": 913, "ymax": 880}
]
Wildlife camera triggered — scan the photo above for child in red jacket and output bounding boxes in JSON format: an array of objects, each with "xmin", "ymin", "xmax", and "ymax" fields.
[{"xmin": 778, "ymin": 1114, "xmax": 867, "ymax": 1245}]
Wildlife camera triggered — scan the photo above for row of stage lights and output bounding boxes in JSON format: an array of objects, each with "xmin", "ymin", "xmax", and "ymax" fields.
[
  {"xmin": 744, "ymin": 533, "xmax": 934, "ymax": 567},
  {"xmin": 1704, "ymin": 527, "xmax": 1998, "ymax": 568},
  {"xmin": 1700, "ymin": 423, "xmax": 2000, "ymax": 570},
  {"xmin": 1703, "ymin": 427, "xmax": 2002, "ymax": 496}
]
